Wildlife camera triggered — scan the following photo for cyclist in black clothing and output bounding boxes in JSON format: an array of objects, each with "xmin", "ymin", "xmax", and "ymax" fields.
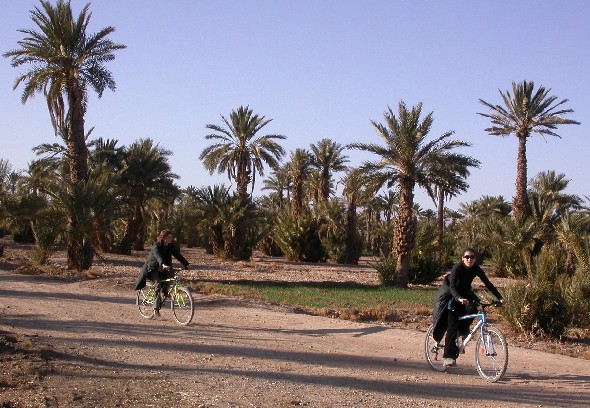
[
  {"xmin": 432, "ymin": 248, "xmax": 506, "ymax": 367},
  {"xmin": 134, "ymin": 230, "xmax": 189, "ymax": 315}
]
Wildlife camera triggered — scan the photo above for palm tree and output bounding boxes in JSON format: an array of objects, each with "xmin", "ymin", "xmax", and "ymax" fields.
[
  {"xmin": 478, "ymin": 81, "xmax": 580, "ymax": 219},
  {"xmin": 4, "ymin": 0, "xmax": 125, "ymax": 184},
  {"xmin": 4, "ymin": 0, "xmax": 125, "ymax": 270},
  {"xmin": 349, "ymin": 101, "xmax": 474, "ymax": 287},
  {"xmin": 200, "ymin": 106, "xmax": 287, "ymax": 200},
  {"xmin": 287, "ymin": 149, "xmax": 313, "ymax": 216},
  {"xmin": 309, "ymin": 138, "xmax": 349, "ymax": 202},
  {"xmin": 261, "ymin": 163, "xmax": 291, "ymax": 207},
  {"xmin": 194, "ymin": 184, "xmax": 231, "ymax": 255},
  {"xmin": 429, "ymin": 151, "xmax": 480, "ymax": 260},
  {"xmin": 528, "ymin": 170, "xmax": 582, "ymax": 257},
  {"xmin": 118, "ymin": 139, "xmax": 180, "ymax": 254}
]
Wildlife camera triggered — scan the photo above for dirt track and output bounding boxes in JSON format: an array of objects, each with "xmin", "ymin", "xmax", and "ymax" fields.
[{"xmin": 1, "ymin": 270, "xmax": 590, "ymax": 408}]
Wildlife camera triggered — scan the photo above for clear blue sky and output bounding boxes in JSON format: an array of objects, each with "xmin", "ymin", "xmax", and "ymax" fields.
[{"xmin": 1, "ymin": 0, "xmax": 588, "ymax": 210}]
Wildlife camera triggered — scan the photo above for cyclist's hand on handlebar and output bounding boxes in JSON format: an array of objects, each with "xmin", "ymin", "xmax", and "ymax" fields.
[
  {"xmin": 458, "ymin": 298, "xmax": 469, "ymax": 306},
  {"xmin": 162, "ymin": 264, "xmax": 171, "ymax": 271}
]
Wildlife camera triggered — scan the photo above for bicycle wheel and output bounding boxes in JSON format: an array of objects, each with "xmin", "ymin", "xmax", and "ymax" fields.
[
  {"xmin": 137, "ymin": 283, "xmax": 155, "ymax": 319},
  {"xmin": 474, "ymin": 325, "xmax": 508, "ymax": 382},
  {"xmin": 424, "ymin": 324, "xmax": 447, "ymax": 372},
  {"xmin": 171, "ymin": 286, "xmax": 194, "ymax": 325}
]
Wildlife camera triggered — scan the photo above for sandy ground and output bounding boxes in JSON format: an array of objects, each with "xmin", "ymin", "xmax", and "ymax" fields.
[{"xmin": 1, "ymin": 243, "xmax": 590, "ymax": 407}]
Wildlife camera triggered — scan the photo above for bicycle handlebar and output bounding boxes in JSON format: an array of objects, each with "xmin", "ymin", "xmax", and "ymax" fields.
[{"xmin": 477, "ymin": 300, "xmax": 504, "ymax": 308}]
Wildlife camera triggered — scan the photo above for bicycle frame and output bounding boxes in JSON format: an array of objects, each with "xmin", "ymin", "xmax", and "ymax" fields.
[{"xmin": 458, "ymin": 304, "xmax": 496, "ymax": 356}]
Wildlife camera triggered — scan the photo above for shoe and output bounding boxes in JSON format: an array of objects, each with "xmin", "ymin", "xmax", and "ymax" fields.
[
  {"xmin": 154, "ymin": 309, "xmax": 160, "ymax": 317},
  {"xmin": 443, "ymin": 358, "xmax": 456, "ymax": 367}
]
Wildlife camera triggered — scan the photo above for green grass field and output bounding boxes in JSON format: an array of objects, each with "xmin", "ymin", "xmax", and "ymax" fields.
[{"xmin": 191, "ymin": 281, "xmax": 437, "ymax": 322}]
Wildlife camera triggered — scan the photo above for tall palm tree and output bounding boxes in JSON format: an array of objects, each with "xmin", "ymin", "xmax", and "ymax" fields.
[
  {"xmin": 4, "ymin": 0, "xmax": 125, "ymax": 270},
  {"xmin": 478, "ymin": 81, "xmax": 580, "ymax": 219},
  {"xmin": 200, "ymin": 106, "xmax": 287, "ymax": 200},
  {"xmin": 118, "ymin": 139, "xmax": 180, "ymax": 254},
  {"xmin": 4, "ymin": 0, "xmax": 126, "ymax": 184},
  {"xmin": 309, "ymin": 138, "xmax": 349, "ymax": 202},
  {"xmin": 349, "ymin": 101, "xmax": 474, "ymax": 287}
]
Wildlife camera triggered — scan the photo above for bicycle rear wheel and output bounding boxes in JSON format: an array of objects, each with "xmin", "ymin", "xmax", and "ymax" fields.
[
  {"xmin": 171, "ymin": 286, "xmax": 194, "ymax": 325},
  {"xmin": 137, "ymin": 283, "xmax": 155, "ymax": 319},
  {"xmin": 424, "ymin": 324, "xmax": 447, "ymax": 372},
  {"xmin": 475, "ymin": 325, "xmax": 508, "ymax": 382}
]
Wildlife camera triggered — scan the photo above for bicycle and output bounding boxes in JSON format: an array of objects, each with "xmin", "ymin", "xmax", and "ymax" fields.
[
  {"xmin": 424, "ymin": 300, "xmax": 508, "ymax": 382},
  {"xmin": 136, "ymin": 270, "xmax": 194, "ymax": 325}
]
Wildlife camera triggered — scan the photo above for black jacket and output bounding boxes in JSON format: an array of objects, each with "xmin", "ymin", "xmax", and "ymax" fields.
[
  {"xmin": 134, "ymin": 242, "xmax": 189, "ymax": 290},
  {"xmin": 432, "ymin": 262, "xmax": 503, "ymax": 342}
]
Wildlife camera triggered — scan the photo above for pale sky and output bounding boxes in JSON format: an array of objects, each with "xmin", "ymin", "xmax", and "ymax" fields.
[{"xmin": 1, "ymin": 0, "xmax": 588, "ymax": 210}]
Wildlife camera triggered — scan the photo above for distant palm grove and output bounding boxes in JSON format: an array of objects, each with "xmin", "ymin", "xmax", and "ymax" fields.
[{"xmin": 1, "ymin": 1, "xmax": 588, "ymax": 339}]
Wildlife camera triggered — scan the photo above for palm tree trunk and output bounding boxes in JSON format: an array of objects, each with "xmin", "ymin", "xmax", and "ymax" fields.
[
  {"xmin": 437, "ymin": 188, "xmax": 445, "ymax": 265},
  {"xmin": 237, "ymin": 158, "xmax": 250, "ymax": 200},
  {"xmin": 513, "ymin": 135, "xmax": 530, "ymax": 219},
  {"xmin": 65, "ymin": 85, "xmax": 91, "ymax": 270},
  {"xmin": 67, "ymin": 85, "xmax": 89, "ymax": 183},
  {"xmin": 393, "ymin": 180, "xmax": 416, "ymax": 287},
  {"xmin": 120, "ymin": 203, "xmax": 143, "ymax": 254}
]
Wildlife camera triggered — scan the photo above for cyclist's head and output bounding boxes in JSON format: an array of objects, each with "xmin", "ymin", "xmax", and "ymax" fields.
[
  {"xmin": 158, "ymin": 229, "xmax": 173, "ymax": 245},
  {"xmin": 462, "ymin": 248, "xmax": 477, "ymax": 266}
]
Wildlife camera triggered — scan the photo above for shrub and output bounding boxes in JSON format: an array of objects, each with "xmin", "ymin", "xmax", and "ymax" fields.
[
  {"xmin": 410, "ymin": 220, "xmax": 443, "ymax": 284},
  {"xmin": 30, "ymin": 218, "xmax": 61, "ymax": 265},
  {"xmin": 500, "ymin": 279, "xmax": 571, "ymax": 338},
  {"xmin": 273, "ymin": 209, "xmax": 326, "ymax": 262},
  {"xmin": 500, "ymin": 246, "xmax": 573, "ymax": 338},
  {"xmin": 375, "ymin": 255, "xmax": 398, "ymax": 286},
  {"xmin": 316, "ymin": 200, "xmax": 363, "ymax": 265}
]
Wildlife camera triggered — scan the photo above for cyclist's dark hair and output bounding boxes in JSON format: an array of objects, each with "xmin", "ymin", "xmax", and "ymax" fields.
[
  {"xmin": 158, "ymin": 229, "xmax": 172, "ymax": 244},
  {"xmin": 462, "ymin": 248, "xmax": 477, "ymax": 257}
]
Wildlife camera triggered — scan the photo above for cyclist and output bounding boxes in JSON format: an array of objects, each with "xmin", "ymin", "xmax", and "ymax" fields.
[
  {"xmin": 134, "ymin": 229, "xmax": 189, "ymax": 316},
  {"xmin": 432, "ymin": 248, "xmax": 506, "ymax": 368}
]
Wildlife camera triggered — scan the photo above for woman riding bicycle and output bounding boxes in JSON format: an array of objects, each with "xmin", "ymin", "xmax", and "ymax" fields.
[
  {"xmin": 432, "ymin": 248, "xmax": 506, "ymax": 368},
  {"xmin": 134, "ymin": 230, "xmax": 189, "ymax": 316}
]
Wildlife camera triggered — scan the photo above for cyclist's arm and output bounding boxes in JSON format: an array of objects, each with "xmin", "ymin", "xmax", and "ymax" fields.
[{"xmin": 477, "ymin": 267, "xmax": 503, "ymax": 301}]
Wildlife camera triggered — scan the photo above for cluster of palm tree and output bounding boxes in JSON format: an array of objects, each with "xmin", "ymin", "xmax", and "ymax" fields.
[{"xmin": 0, "ymin": 137, "xmax": 180, "ymax": 263}]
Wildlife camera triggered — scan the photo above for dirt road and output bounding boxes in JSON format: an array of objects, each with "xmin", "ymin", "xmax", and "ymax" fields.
[{"xmin": 1, "ymin": 271, "xmax": 589, "ymax": 407}]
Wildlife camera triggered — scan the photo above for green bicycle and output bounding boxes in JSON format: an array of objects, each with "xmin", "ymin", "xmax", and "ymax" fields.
[{"xmin": 136, "ymin": 271, "xmax": 194, "ymax": 325}]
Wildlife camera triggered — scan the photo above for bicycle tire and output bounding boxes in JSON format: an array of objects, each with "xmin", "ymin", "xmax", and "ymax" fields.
[
  {"xmin": 137, "ymin": 283, "xmax": 155, "ymax": 319},
  {"xmin": 474, "ymin": 325, "xmax": 508, "ymax": 382},
  {"xmin": 424, "ymin": 324, "xmax": 448, "ymax": 372},
  {"xmin": 171, "ymin": 286, "xmax": 194, "ymax": 325}
]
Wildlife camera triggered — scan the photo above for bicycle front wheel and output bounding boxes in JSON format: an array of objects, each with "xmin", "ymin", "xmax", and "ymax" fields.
[
  {"xmin": 137, "ymin": 284, "xmax": 155, "ymax": 319},
  {"xmin": 171, "ymin": 286, "xmax": 194, "ymax": 325},
  {"xmin": 475, "ymin": 325, "xmax": 508, "ymax": 382},
  {"xmin": 424, "ymin": 324, "xmax": 447, "ymax": 372}
]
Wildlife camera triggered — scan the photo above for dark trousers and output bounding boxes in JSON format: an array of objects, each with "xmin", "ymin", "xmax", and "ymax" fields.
[
  {"xmin": 443, "ymin": 305, "xmax": 470, "ymax": 359},
  {"xmin": 148, "ymin": 268, "xmax": 173, "ymax": 310}
]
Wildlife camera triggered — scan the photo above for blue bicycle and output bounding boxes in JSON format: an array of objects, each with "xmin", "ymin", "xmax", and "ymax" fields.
[{"xmin": 424, "ymin": 301, "xmax": 508, "ymax": 382}]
